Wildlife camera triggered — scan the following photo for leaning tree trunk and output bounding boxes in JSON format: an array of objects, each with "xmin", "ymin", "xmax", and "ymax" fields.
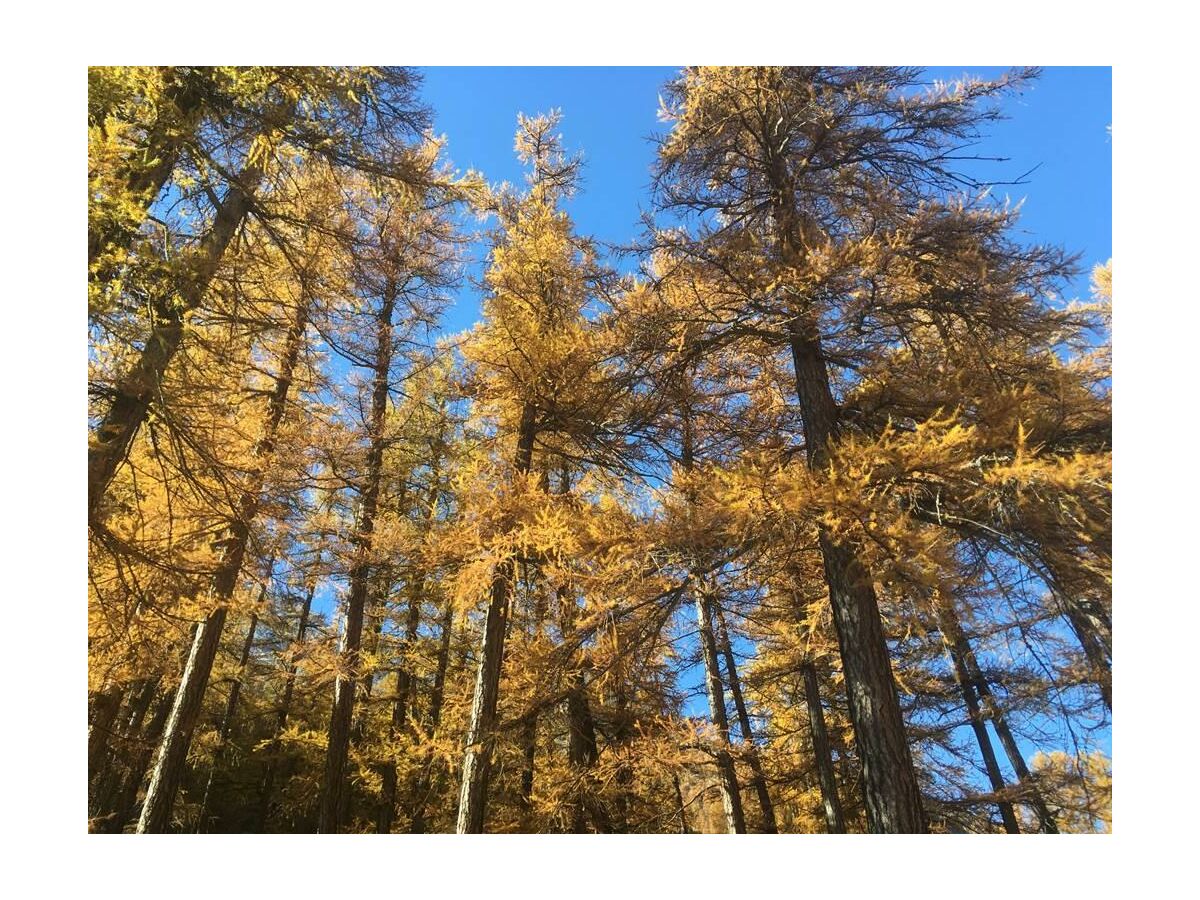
[
  {"xmin": 90, "ymin": 675, "xmax": 161, "ymax": 818},
  {"xmin": 930, "ymin": 598, "xmax": 1020, "ymax": 833},
  {"xmin": 945, "ymin": 609, "xmax": 1060, "ymax": 834},
  {"xmin": 87, "ymin": 683, "xmax": 125, "ymax": 809},
  {"xmin": 87, "ymin": 156, "xmax": 271, "ymax": 523},
  {"xmin": 1059, "ymin": 593, "xmax": 1112, "ymax": 711},
  {"xmin": 136, "ymin": 291, "xmax": 308, "ymax": 833},
  {"xmin": 318, "ymin": 288, "xmax": 397, "ymax": 834},
  {"xmin": 800, "ymin": 662, "xmax": 847, "ymax": 834},
  {"xmin": 456, "ymin": 400, "xmax": 538, "ymax": 834},
  {"xmin": 713, "ymin": 604, "xmax": 777, "ymax": 833}
]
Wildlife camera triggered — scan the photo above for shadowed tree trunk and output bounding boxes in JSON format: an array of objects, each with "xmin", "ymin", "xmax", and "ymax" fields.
[
  {"xmin": 672, "ymin": 773, "xmax": 691, "ymax": 834},
  {"xmin": 518, "ymin": 574, "xmax": 549, "ymax": 832},
  {"xmin": 136, "ymin": 290, "xmax": 308, "ymax": 833},
  {"xmin": 713, "ymin": 604, "xmax": 777, "ymax": 833},
  {"xmin": 104, "ymin": 684, "xmax": 175, "ymax": 833},
  {"xmin": 786, "ymin": 319, "xmax": 926, "ymax": 833},
  {"xmin": 764, "ymin": 144, "xmax": 926, "ymax": 832},
  {"xmin": 677, "ymin": 397, "xmax": 745, "ymax": 834},
  {"xmin": 318, "ymin": 287, "xmax": 397, "ymax": 833},
  {"xmin": 801, "ymin": 662, "xmax": 846, "ymax": 834},
  {"xmin": 90, "ymin": 676, "xmax": 160, "ymax": 823},
  {"xmin": 456, "ymin": 400, "xmax": 537, "ymax": 833},
  {"xmin": 87, "ymin": 683, "xmax": 125, "ymax": 809}
]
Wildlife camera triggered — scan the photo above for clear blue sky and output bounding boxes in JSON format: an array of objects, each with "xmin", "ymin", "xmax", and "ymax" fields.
[{"xmin": 419, "ymin": 66, "xmax": 1112, "ymax": 333}]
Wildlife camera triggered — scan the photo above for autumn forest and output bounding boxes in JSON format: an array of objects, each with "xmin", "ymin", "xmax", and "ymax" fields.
[{"xmin": 87, "ymin": 66, "xmax": 1112, "ymax": 834}]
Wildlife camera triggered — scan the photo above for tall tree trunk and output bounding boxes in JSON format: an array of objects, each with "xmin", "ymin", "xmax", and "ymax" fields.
[
  {"xmin": 135, "ymin": 291, "xmax": 308, "ymax": 833},
  {"xmin": 318, "ymin": 288, "xmax": 397, "ymax": 833},
  {"xmin": 713, "ymin": 604, "xmax": 777, "ymax": 833},
  {"xmin": 944, "ymin": 609, "xmax": 1060, "ymax": 834},
  {"xmin": 257, "ymin": 578, "xmax": 316, "ymax": 830},
  {"xmin": 88, "ymin": 159, "xmax": 271, "ymax": 522},
  {"xmin": 409, "ymin": 595, "xmax": 455, "ymax": 834},
  {"xmin": 517, "ymin": 576, "xmax": 549, "ymax": 832},
  {"xmin": 931, "ymin": 599, "xmax": 1020, "ymax": 833},
  {"xmin": 675, "ymin": 393, "xmax": 745, "ymax": 833},
  {"xmin": 564, "ymin": 666, "xmax": 609, "ymax": 833},
  {"xmin": 694, "ymin": 587, "xmax": 747, "ymax": 834},
  {"xmin": 766, "ymin": 153, "xmax": 926, "ymax": 832},
  {"xmin": 558, "ymin": 574, "xmax": 610, "ymax": 833},
  {"xmin": 377, "ymin": 575, "xmax": 424, "ymax": 833},
  {"xmin": 456, "ymin": 400, "xmax": 537, "ymax": 834},
  {"xmin": 800, "ymin": 662, "xmax": 846, "ymax": 834},
  {"xmin": 787, "ymin": 322, "xmax": 927, "ymax": 833}
]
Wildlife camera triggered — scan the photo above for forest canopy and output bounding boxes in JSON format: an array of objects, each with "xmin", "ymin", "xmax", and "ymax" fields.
[{"xmin": 87, "ymin": 65, "xmax": 1111, "ymax": 835}]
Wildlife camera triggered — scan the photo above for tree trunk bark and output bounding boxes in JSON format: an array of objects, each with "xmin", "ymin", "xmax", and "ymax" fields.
[
  {"xmin": 456, "ymin": 400, "xmax": 537, "ymax": 834},
  {"xmin": 90, "ymin": 676, "xmax": 159, "ymax": 821},
  {"xmin": 672, "ymin": 773, "xmax": 691, "ymax": 834},
  {"xmin": 762, "ymin": 151, "xmax": 927, "ymax": 833},
  {"xmin": 135, "ymin": 291, "xmax": 308, "ymax": 833},
  {"xmin": 713, "ymin": 604, "xmax": 777, "ymax": 833},
  {"xmin": 87, "ymin": 683, "xmax": 125, "ymax": 806},
  {"xmin": 930, "ymin": 598, "xmax": 1020, "ymax": 833},
  {"xmin": 409, "ymin": 595, "xmax": 455, "ymax": 834},
  {"xmin": 318, "ymin": 288, "xmax": 397, "ymax": 833},
  {"xmin": 88, "ymin": 159, "xmax": 267, "ymax": 522},
  {"xmin": 693, "ymin": 587, "xmax": 747, "ymax": 834},
  {"xmin": 377, "ymin": 575, "xmax": 424, "ymax": 833},
  {"xmin": 787, "ymin": 321, "xmax": 927, "ymax": 833},
  {"xmin": 945, "ymin": 612, "xmax": 1060, "ymax": 834},
  {"xmin": 800, "ymin": 662, "xmax": 846, "ymax": 834}
]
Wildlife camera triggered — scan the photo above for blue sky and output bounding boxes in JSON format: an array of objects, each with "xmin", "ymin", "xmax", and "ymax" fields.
[{"xmin": 420, "ymin": 66, "xmax": 1112, "ymax": 333}]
